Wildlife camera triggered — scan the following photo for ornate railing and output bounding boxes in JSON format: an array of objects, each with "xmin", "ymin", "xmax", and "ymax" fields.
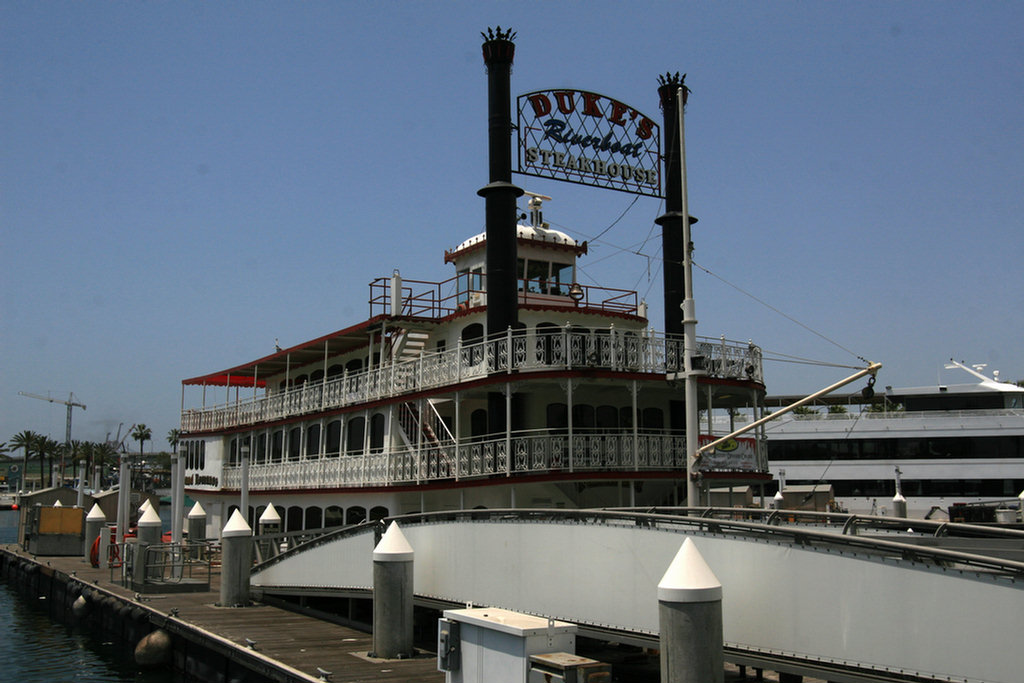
[
  {"xmin": 219, "ymin": 431, "xmax": 694, "ymax": 491},
  {"xmin": 182, "ymin": 328, "xmax": 763, "ymax": 432}
]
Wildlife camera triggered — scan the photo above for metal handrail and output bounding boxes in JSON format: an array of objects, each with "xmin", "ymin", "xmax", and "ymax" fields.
[{"xmin": 252, "ymin": 507, "xmax": 1024, "ymax": 581}]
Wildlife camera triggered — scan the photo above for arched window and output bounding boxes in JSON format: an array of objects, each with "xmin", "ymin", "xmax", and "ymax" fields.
[
  {"xmin": 546, "ymin": 403, "xmax": 568, "ymax": 434},
  {"xmin": 327, "ymin": 364, "xmax": 345, "ymax": 378},
  {"xmin": 346, "ymin": 506, "xmax": 366, "ymax": 525},
  {"xmin": 324, "ymin": 505, "xmax": 344, "ymax": 527},
  {"xmin": 461, "ymin": 323, "xmax": 485, "ymax": 365},
  {"xmin": 271, "ymin": 430, "xmax": 283, "ymax": 463},
  {"xmin": 306, "ymin": 424, "xmax": 321, "ymax": 458},
  {"xmin": 288, "ymin": 427, "xmax": 301, "ymax": 461},
  {"xmin": 254, "ymin": 432, "xmax": 267, "ymax": 464},
  {"xmin": 347, "ymin": 417, "xmax": 365, "ymax": 455},
  {"xmin": 369, "ymin": 506, "xmax": 389, "ymax": 522},
  {"xmin": 310, "ymin": 369, "xmax": 324, "ymax": 383},
  {"xmin": 596, "ymin": 405, "xmax": 618, "ymax": 431},
  {"xmin": 573, "ymin": 404, "xmax": 596, "ymax": 432},
  {"xmin": 470, "ymin": 408, "xmax": 488, "ymax": 440},
  {"xmin": 326, "ymin": 420, "xmax": 341, "ymax": 457},
  {"xmin": 286, "ymin": 506, "xmax": 303, "ymax": 532},
  {"xmin": 370, "ymin": 413, "xmax": 386, "ymax": 453},
  {"xmin": 305, "ymin": 506, "xmax": 323, "ymax": 530},
  {"xmin": 229, "ymin": 438, "xmax": 238, "ymax": 466}
]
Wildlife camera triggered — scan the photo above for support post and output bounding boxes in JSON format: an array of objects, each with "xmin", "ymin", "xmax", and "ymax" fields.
[
  {"xmin": 187, "ymin": 501, "xmax": 207, "ymax": 542},
  {"xmin": 84, "ymin": 503, "xmax": 106, "ymax": 564},
  {"xmin": 219, "ymin": 508, "xmax": 253, "ymax": 607},
  {"xmin": 134, "ymin": 506, "xmax": 163, "ymax": 587},
  {"xmin": 658, "ymin": 537, "xmax": 723, "ymax": 683},
  {"xmin": 372, "ymin": 521, "xmax": 415, "ymax": 659}
]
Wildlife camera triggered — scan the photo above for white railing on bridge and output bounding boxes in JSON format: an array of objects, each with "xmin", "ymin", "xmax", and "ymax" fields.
[{"xmin": 182, "ymin": 329, "xmax": 763, "ymax": 433}]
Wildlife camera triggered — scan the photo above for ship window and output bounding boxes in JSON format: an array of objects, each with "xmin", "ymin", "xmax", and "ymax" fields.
[
  {"xmin": 306, "ymin": 424, "xmax": 321, "ymax": 457},
  {"xmin": 369, "ymin": 413, "xmax": 386, "ymax": 453},
  {"xmin": 524, "ymin": 259, "xmax": 549, "ymax": 293},
  {"xmin": 200, "ymin": 441, "xmax": 205, "ymax": 469},
  {"xmin": 346, "ymin": 506, "xmax": 366, "ymax": 525},
  {"xmin": 641, "ymin": 408, "xmax": 664, "ymax": 431},
  {"xmin": 573, "ymin": 404, "xmax": 595, "ymax": 432},
  {"xmin": 229, "ymin": 438, "xmax": 238, "ymax": 466},
  {"xmin": 254, "ymin": 432, "xmax": 267, "ymax": 464},
  {"xmin": 286, "ymin": 506, "xmax": 303, "ymax": 531},
  {"xmin": 324, "ymin": 505, "xmax": 344, "ymax": 526},
  {"xmin": 271, "ymin": 430, "xmax": 283, "ymax": 463},
  {"xmin": 597, "ymin": 405, "xmax": 618, "ymax": 431},
  {"xmin": 551, "ymin": 262, "xmax": 573, "ymax": 296},
  {"xmin": 470, "ymin": 409, "xmax": 488, "ymax": 439},
  {"xmin": 305, "ymin": 506, "xmax": 322, "ymax": 530},
  {"xmin": 457, "ymin": 268, "xmax": 484, "ymax": 304},
  {"xmin": 546, "ymin": 403, "xmax": 568, "ymax": 434},
  {"xmin": 288, "ymin": 427, "xmax": 301, "ymax": 461},
  {"xmin": 325, "ymin": 420, "xmax": 341, "ymax": 457},
  {"xmin": 310, "ymin": 369, "xmax": 324, "ymax": 383},
  {"xmin": 327, "ymin": 363, "xmax": 344, "ymax": 378},
  {"xmin": 347, "ymin": 417, "xmax": 365, "ymax": 455},
  {"xmin": 369, "ymin": 506, "xmax": 389, "ymax": 522},
  {"xmin": 619, "ymin": 407, "xmax": 633, "ymax": 429},
  {"xmin": 294, "ymin": 374, "xmax": 308, "ymax": 386}
]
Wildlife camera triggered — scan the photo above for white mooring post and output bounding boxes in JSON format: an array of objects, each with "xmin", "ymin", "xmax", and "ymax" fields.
[
  {"xmin": 219, "ymin": 508, "xmax": 253, "ymax": 607},
  {"xmin": 134, "ymin": 506, "xmax": 163, "ymax": 587},
  {"xmin": 187, "ymin": 501, "xmax": 207, "ymax": 542},
  {"xmin": 372, "ymin": 521, "xmax": 415, "ymax": 659},
  {"xmin": 84, "ymin": 503, "xmax": 106, "ymax": 564},
  {"xmin": 658, "ymin": 537, "xmax": 724, "ymax": 683}
]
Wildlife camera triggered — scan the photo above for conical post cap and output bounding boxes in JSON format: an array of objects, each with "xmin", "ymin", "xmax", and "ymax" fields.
[
  {"xmin": 658, "ymin": 537, "xmax": 722, "ymax": 603},
  {"xmin": 373, "ymin": 521, "xmax": 414, "ymax": 562}
]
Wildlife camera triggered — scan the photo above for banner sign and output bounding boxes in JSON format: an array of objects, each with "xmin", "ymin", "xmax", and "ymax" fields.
[
  {"xmin": 697, "ymin": 434, "xmax": 759, "ymax": 471},
  {"xmin": 516, "ymin": 89, "xmax": 662, "ymax": 197}
]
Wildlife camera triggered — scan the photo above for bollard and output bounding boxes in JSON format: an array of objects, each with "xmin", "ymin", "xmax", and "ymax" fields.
[
  {"xmin": 892, "ymin": 492, "xmax": 907, "ymax": 518},
  {"xmin": 84, "ymin": 503, "xmax": 106, "ymax": 565},
  {"xmin": 220, "ymin": 508, "xmax": 253, "ymax": 607},
  {"xmin": 658, "ymin": 537, "xmax": 723, "ymax": 683},
  {"xmin": 187, "ymin": 501, "xmax": 207, "ymax": 542},
  {"xmin": 258, "ymin": 503, "xmax": 282, "ymax": 559},
  {"xmin": 372, "ymin": 521, "xmax": 415, "ymax": 659},
  {"xmin": 134, "ymin": 506, "xmax": 163, "ymax": 587}
]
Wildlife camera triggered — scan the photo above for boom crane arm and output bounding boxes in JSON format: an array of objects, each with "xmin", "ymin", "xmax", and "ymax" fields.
[{"xmin": 18, "ymin": 392, "xmax": 87, "ymax": 445}]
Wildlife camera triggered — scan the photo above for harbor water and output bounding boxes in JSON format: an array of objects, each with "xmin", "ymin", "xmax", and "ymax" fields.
[{"xmin": 0, "ymin": 508, "xmax": 181, "ymax": 683}]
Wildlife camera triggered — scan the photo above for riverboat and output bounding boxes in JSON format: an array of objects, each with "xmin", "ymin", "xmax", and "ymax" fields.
[
  {"xmin": 177, "ymin": 195, "xmax": 771, "ymax": 532},
  {"xmin": 175, "ymin": 29, "xmax": 771, "ymax": 534},
  {"xmin": 765, "ymin": 360, "xmax": 1024, "ymax": 517}
]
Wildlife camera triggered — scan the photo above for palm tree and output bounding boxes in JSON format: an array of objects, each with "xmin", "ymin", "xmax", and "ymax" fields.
[
  {"xmin": 167, "ymin": 428, "xmax": 180, "ymax": 454},
  {"xmin": 132, "ymin": 424, "xmax": 152, "ymax": 458},
  {"xmin": 9, "ymin": 430, "xmax": 37, "ymax": 487},
  {"xmin": 37, "ymin": 435, "xmax": 60, "ymax": 488},
  {"xmin": 92, "ymin": 441, "xmax": 118, "ymax": 489},
  {"xmin": 0, "ymin": 441, "xmax": 9, "ymax": 461}
]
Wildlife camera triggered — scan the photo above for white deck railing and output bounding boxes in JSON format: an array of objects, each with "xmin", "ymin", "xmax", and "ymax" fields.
[
  {"xmin": 183, "ymin": 328, "xmax": 763, "ymax": 433},
  {"xmin": 219, "ymin": 431, "xmax": 694, "ymax": 491}
]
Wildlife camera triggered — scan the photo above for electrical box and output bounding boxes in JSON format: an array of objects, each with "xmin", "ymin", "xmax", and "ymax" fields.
[
  {"xmin": 440, "ymin": 607, "xmax": 577, "ymax": 683},
  {"xmin": 528, "ymin": 653, "xmax": 612, "ymax": 683},
  {"xmin": 438, "ymin": 617, "xmax": 461, "ymax": 672}
]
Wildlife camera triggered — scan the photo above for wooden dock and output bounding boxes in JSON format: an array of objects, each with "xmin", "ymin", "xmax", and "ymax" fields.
[{"xmin": 0, "ymin": 544, "xmax": 443, "ymax": 683}]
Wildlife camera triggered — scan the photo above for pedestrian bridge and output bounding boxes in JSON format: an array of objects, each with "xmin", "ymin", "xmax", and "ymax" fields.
[{"xmin": 250, "ymin": 508, "xmax": 1024, "ymax": 683}]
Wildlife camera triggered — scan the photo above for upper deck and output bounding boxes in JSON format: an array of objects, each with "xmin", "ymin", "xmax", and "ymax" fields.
[{"xmin": 181, "ymin": 324, "xmax": 764, "ymax": 433}]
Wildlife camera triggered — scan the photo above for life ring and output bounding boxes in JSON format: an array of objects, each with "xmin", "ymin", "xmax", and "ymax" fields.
[{"xmin": 90, "ymin": 535, "xmax": 100, "ymax": 567}]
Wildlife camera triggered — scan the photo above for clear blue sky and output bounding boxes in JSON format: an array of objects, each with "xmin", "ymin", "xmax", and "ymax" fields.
[{"xmin": 3, "ymin": 1, "xmax": 1022, "ymax": 452}]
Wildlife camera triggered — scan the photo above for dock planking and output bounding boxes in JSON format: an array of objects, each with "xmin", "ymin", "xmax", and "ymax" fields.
[{"xmin": 2, "ymin": 544, "xmax": 443, "ymax": 683}]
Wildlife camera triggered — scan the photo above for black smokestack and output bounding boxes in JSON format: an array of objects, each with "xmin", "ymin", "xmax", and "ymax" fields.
[
  {"xmin": 479, "ymin": 27, "xmax": 523, "ymax": 339},
  {"xmin": 655, "ymin": 72, "xmax": 695, "ymax": 337}
]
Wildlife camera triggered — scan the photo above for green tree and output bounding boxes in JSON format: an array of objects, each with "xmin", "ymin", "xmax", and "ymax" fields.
[
  {"xmin": 9, "ymin": 431, "xmax": 38, "ymax": 486},
  {"xmin": 167, "ymin": 428, "xmax": 180, "ymax": 454},
  {"xmin": 36, "ymin": 435, "xmax": 60, "ymax": 488},
  {"xmin": 92, "ymin": 441, "xmax": 118, "ymax": 488},
  {"xmin": 132, "ymin": 424, "xmax": 152, "ymax": 458},
  {"xmin": 0, "ymin": 441, "xmax": 9, "ymax": 461},
  {"xmin": 827, "ymin": 404, "xmax": 848, "ymax": 414}
]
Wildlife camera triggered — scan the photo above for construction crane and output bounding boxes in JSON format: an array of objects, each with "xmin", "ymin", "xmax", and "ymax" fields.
[
  {"xmin": 19, "ymin": 392, "xmax": 87, "ymax": 483},
  {"xmin": 19, "ymin": 391, "xmax": 87, "ymax": 445}
]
